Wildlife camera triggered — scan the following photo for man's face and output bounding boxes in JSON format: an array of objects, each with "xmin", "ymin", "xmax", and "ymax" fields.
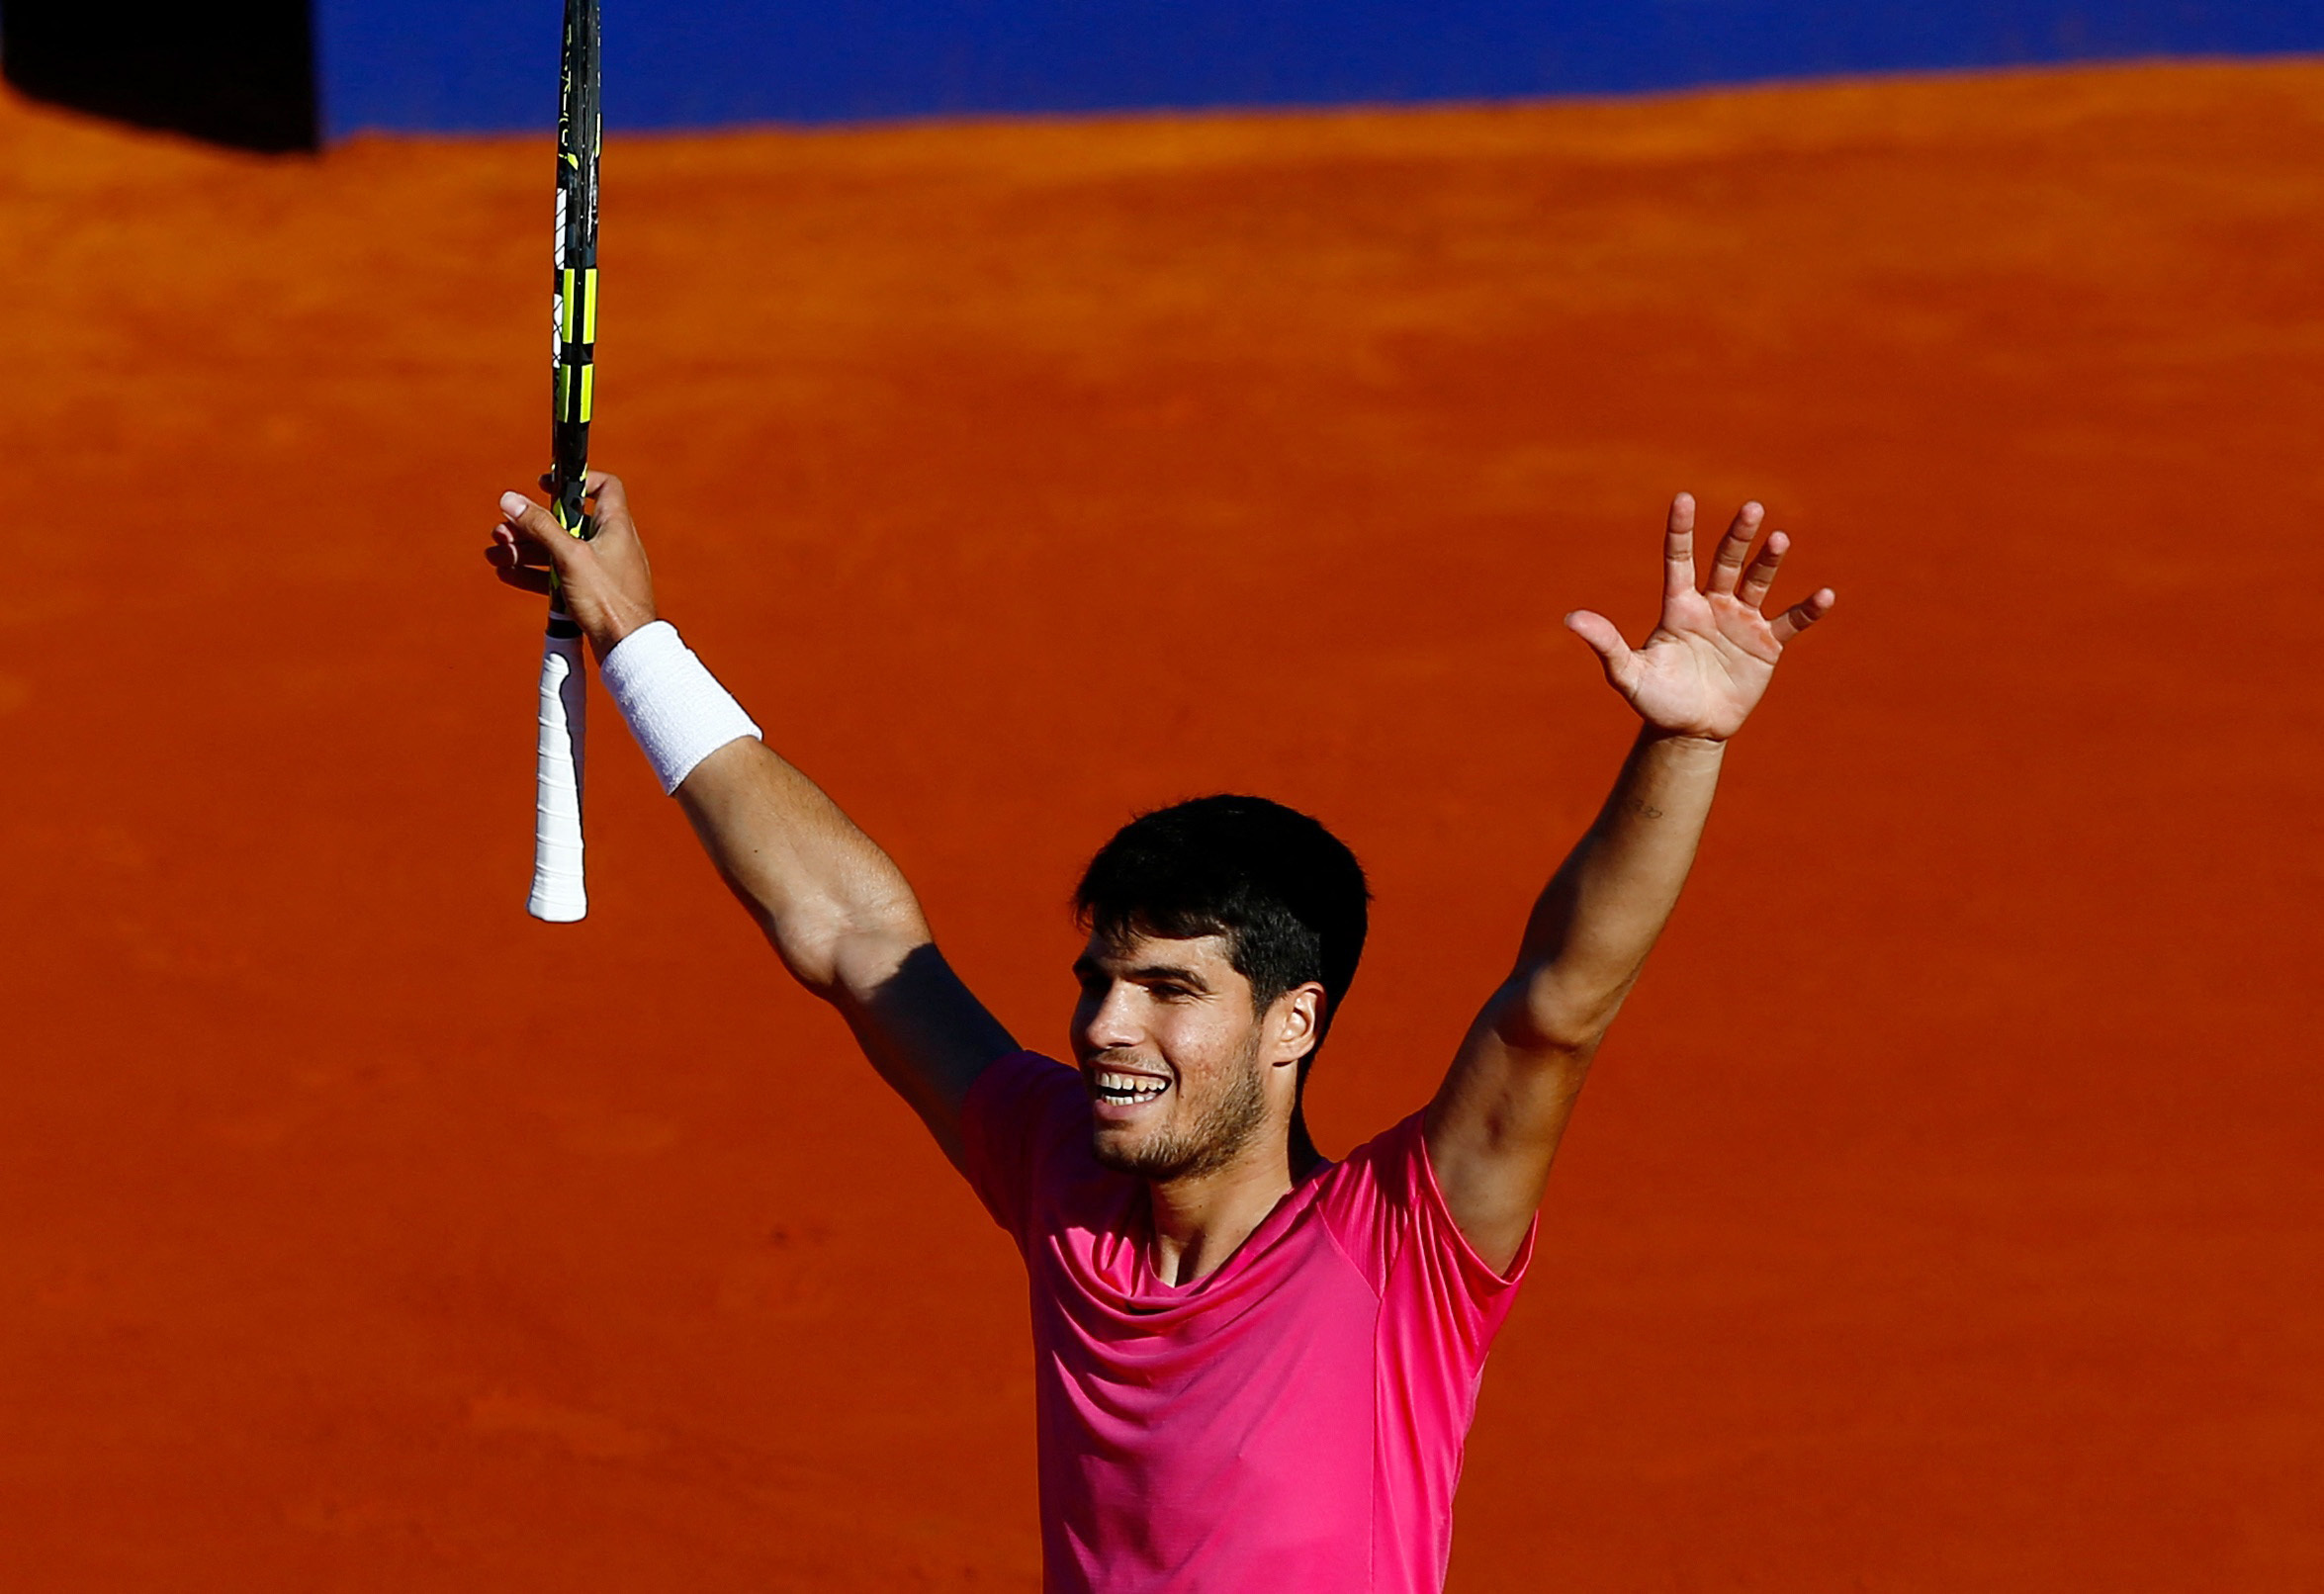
[{"xmin": 1070, "ymin": 930, "xmax": 1287, "ymax": 1182}]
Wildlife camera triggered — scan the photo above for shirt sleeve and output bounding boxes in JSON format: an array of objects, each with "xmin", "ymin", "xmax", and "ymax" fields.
[
  {"xmin": 1319, "ymin": 1111, "xmax": 1536, "ymax": 1353},
  {"xmin": 958, "ymin": 1050, "xmax": 1087, "ymax": 1247}
]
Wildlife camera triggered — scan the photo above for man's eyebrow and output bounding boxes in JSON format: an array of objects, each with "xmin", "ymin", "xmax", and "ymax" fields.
[
  {"xmin": 1127, "ymin": 963, "xmax": 1207, "ymax": 990},
  {"xmin": 1068, "ymin": 956, "xmax": 1211, "ymax": 991}
]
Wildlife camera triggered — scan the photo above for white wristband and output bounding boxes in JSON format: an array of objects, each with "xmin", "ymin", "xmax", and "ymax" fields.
[{"xmin": 599, "ymin": 620, "xmax": 762, "ymax": 795}]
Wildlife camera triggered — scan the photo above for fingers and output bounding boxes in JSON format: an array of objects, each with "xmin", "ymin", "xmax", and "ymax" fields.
[
  {"xmin": 487, "ymin": 524, "xmax": 552, "ymax": 569},
  {"xmin": 488, "ymin": 477, "xmax": 659, "ymax": 651},
  {"xmin": 535, "ymin": 469, "xmax": 627, "ymax": 506},
  {"xmin": 1735, "ymin": 529, "xmax": 1787, "ymax": 610},
  {"xmin": 1564, "ymin": 609, "xmax": 1641, "ymax": 693},
  {"xmin": 498, "ymin": 490, "xmax": 588, "ymax": 563},
  {"xmin": 1662, "ymin": 492, "xmax": 1697, "ymax": 599},
  {"xmin": 492, "ymin": 563, "xmax": 555, "ymax": 595},
  {"xmin": 483, "ymin": 527, "xmax": 557, "ymax": 592},
  {"xmin": 1704, "ymin": 501, "xmax": 1764, "ymax": 596},
  {"xmin": 531, "ymin": 471, "xmax": 633, "ymax": 549},
  {"xmin": 1769, "ymin": 585, "xmax": 1837, "ymax": 646},
  {"xmin": 585, "ymin": 471, "xmax": 629, "ymax": 523}
]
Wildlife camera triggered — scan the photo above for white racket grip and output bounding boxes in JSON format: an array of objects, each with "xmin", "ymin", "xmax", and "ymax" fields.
[{"xmin": 528, "ymin": 629, "xmax": 588, "ymax": 922}]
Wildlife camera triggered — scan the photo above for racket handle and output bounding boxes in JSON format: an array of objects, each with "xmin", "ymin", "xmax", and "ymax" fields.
[{"xmin": 527, "ymin": 625, "xmax": 588, "ymax": 923}]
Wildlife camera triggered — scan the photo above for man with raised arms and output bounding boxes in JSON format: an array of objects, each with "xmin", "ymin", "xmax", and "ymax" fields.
[{"xmin": 486, "ymin": 480, "xmax": 1833, "ymax": 1592}]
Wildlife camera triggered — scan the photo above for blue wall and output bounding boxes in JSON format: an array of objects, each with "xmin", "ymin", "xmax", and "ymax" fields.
[{"xmin": 316, "ymin": 1, "xmax": 2324, "ymax": 139}]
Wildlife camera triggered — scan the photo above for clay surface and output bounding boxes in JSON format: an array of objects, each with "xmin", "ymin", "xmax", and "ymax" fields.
[{"xmin": 1, "ymin": 61, "xmax": 2318, "ymax": 1589}]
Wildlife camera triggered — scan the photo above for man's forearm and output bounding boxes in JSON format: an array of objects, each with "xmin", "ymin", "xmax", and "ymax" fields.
[
  {"xmin": 673, "ymin": 735, "xmax": 1018, "ymax": 1152},
  {"xmin": 587, "ymin": 617, "xmax": 933, "ymax": 1001},
  {"xmin": 1504, "ymin": 728, "xmax": 1725, "ymax": 1052},
  {"xmin": 675, "ymin": 737, "xmax": 934, "ymax": 1001}
]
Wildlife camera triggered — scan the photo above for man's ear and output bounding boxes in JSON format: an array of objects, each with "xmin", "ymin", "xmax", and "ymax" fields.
[{"xmin": 1267, "ymin": 983, "xmax": 1328, "ymax": 1067}]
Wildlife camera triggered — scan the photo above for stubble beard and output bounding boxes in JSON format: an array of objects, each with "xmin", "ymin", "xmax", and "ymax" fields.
[{"xmin": 1092, "ymin": 1025, "xmax": 1270, "ymax": 1183}]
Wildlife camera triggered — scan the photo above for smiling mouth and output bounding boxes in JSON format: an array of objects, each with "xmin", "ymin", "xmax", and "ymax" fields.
[{"xmin": 1090, "ymin": 1069, "xmax": 1169, "ymax": 1106}]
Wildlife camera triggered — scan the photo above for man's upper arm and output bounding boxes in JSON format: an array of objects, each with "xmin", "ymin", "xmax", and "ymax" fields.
[
  {"xmin": 660, "ymin": 703, "xmax": 1019, "ymax": 1170},
  {"xmin": 832, "ymin": 934, "xmax": 1020, "ymax": 1174},
  {"xmin": 1422, "ymin": 973, "xmax": 1594, "ymax": 1274}
]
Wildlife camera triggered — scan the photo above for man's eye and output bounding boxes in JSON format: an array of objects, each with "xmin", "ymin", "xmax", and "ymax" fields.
[{"xmin": 1149, "ymin": 985, "xmax": 1189, "ymax": 1001}]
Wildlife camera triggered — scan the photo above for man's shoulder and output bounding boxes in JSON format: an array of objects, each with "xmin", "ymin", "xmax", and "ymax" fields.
[
  {"xmin": 1306, "ymin": 1109, "xmax": 1436, "ymax": 1281},
  {"xmin": 1318, "ymin": 1106, "xmax": 1535, "ymax": 1317},
  {"xmin": 959, "ymin": 1051, "xmax": 1104, "ymax": 1242},
  {"xmin": 1317, "ymin": 1109, "xmax": 1429, "ymax": 1197}
]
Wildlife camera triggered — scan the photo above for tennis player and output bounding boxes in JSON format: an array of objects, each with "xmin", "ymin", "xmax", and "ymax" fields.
[{"xmin": 487, "ymin": 476, "xmax": 1832, "ymax": 1592}]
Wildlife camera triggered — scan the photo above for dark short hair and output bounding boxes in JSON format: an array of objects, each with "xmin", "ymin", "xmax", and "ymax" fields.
[{"xmin": 1074, "ymin": 794, "xmax": 1371, "ymax": 1062}]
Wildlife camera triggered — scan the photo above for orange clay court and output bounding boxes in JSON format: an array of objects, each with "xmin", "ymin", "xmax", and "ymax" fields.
[{"xmin": 0, "ymin": 58, "xmax": 2318, "ymax": 1590}]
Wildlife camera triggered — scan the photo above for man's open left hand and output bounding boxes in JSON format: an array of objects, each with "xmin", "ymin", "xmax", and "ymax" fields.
[{"xmin": 1564, "ymin": 493, "xmax": 1835, "ymax": 742}]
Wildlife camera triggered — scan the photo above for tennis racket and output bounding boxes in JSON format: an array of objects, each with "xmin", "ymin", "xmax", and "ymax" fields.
[{"xmin": 528, "ymin": 0, "xmax": 601, "ymax": 923}]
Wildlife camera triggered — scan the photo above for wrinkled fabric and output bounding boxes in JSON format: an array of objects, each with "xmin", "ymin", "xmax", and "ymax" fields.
[{"xmin": 962, "ymin": 1051, "xmax": 1535, "ymax": 1593}]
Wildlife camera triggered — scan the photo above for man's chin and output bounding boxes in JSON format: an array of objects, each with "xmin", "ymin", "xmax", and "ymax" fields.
[
  {"xmin": 1090, "ymin": 1128, "xmax": 1155, "ymax": 1176},
  {"xmin": 1091, "ymin": 1126, "xmax": 1187, "ymax": 1180},
  {"xmin": 1093, "ymin": 1121, "xmax": 1255, "ymax": 1184}
]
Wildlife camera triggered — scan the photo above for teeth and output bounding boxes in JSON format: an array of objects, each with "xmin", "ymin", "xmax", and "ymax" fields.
[{"xmin": 1094, "ymin": 1070, "xmax": 1167, "ymax": 1103}]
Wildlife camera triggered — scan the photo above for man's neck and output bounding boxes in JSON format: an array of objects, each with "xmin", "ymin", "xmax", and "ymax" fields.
[{"xmin": 1144, "ymin": 1113, "xmax": 1322, "ymax": 1286}]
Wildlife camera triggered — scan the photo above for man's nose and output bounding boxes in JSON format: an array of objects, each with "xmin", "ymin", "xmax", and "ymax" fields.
[{"xmin": 1078, "ymin": 982, "xmax": 1143, "ymax": 1050}]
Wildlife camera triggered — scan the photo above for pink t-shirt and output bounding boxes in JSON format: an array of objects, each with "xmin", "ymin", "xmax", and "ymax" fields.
[{"xmin": 961, "ymin": 1051, "xmax": 1535, "ymax": 1594}]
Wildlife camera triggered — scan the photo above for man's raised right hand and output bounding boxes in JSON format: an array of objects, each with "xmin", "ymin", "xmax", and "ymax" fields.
[{"xmin": 485, "ymin": 470, "xmax": 660, "ymax": 662}]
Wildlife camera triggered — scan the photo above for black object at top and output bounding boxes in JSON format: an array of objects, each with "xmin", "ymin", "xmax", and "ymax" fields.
[
  {"xmin": 551, "ymin": 0, "xmax": 601, "ymax": 542},
  {"xmin": 1, "ymin": 0, "xmax": 316, "ymax": 152},
  {"xmin": 555, "ymin": 0, "xmax": 601, "ymax": 279}
]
